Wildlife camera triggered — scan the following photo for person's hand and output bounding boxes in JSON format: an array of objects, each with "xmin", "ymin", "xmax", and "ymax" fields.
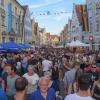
[{"xmin": 56, "ymin": 91, "xmax": 59, "ymax": 96}]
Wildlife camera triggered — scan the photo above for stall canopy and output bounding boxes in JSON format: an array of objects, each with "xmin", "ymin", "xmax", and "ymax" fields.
[
  {"xmin": 1, "ymin": 42, "xmax": 22, "ymax": 50},
  {"xmin": 0, "ymin": 42, "xmax": 32, "ymax": 53},
  {"xmin": 0, "ymin": 48, "xmax": 7, "ymax": 53},
  {"xmin": 66, "ymin": 40, "xmax": 90, "ymax": 47},
  {"xmin": 19, "ymin": 43, "xmax": 32, "ymax": 49}
]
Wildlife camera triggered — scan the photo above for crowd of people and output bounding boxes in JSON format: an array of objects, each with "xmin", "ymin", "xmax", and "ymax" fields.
[{"xmin": 0, "ymin": 47, "xmax": 100, "ymax": 100}]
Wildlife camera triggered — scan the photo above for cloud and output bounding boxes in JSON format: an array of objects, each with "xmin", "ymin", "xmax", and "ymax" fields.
[
  {"xmin": 30, "ymin": 0, "xmax": 63, "ymax": 9},
  {"xmin": 54, "ymin": 12, "xmax": 72, "ymax": 21}
]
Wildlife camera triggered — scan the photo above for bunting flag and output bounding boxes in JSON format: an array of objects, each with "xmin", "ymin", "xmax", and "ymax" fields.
[
  {"xmin": 33, "ymin": 11, "xmax": 69, "ymax": 16},
  {"xmin": 47, "ymin": 11, "xmax": 51, "ymax": 15},
  {"xmin": 82, "ymin": 5, "xmax": 88, "ymax": 32}
]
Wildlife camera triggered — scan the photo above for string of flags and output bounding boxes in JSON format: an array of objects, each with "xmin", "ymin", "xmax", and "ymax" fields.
[{"xmin": 33, "ymin": 11, "xmax": 69, "ymax": 16}]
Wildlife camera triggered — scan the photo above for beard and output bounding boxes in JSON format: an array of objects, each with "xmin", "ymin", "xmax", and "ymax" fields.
[{"xmin": 40, "ymin": 88, "xmax": 48, "ymax": 93}]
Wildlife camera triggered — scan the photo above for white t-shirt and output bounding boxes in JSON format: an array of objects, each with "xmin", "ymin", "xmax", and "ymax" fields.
[
  {"xmin": 63, "ymin": 68, "xmax": 76, "ymax": 86},
  {"xmin": 64, "ymin": 93, "xmax": 95, "ymax": 100},
  {"xmin": 23, "ymin": 73, "xmax": 39, "ymax": 94},
  {"xmin": 83, "ymin": 56, "xmax": 87, "ymax": 62},
  {"xmin": 42, "ymin": 59, "xmax": 52, "ymax": 71}
]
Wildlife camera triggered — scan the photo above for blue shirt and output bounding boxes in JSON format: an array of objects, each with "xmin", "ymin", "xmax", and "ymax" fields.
[
  {"xmin": 29, "ymin": 88, "xmax": 56, "ymax": 100},
  {"xmin": 0, "ymin": 88, "xmax": 7, "ymax": 100}
]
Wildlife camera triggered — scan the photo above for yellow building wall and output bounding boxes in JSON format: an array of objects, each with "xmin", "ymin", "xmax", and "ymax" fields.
[
  {"xmin": 51, "ymin": 37, "xmax": 59, "ymax": 45},
  {"xmin": 31, "ymin": 21, "xmax": 36, "ymax": 44},
  {"xmin": 11, "ymin": 0, "xmax": 24, "ymax": 43},
  {"xmin": 0, "ymin": 0, "xmax": 24, "ymax": 43},
  {"xmin": 0, "ymin": 0, "xmax": 9, "ymax": 42},
  {"xmin": 39, "ymin": 31, "xmax": 47, "ymax": 45}
]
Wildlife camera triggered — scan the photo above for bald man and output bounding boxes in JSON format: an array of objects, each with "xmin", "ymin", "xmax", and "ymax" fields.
[{"xmin": 29, "ymin": 77, "xmax": 56, "ymax": 100}]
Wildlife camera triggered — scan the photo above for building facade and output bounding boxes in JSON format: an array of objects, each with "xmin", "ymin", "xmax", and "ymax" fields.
[
  {"xmin": 60, "ymin": 24, "xmax": 68, "ymax": 46},
  {"xmin": 35, "ymin": 23, "xmax": 40, "ymax": 46},
  {"xmin": 68, "ymin": 19, "xmax": 72, "ymax": 42},
  {"xmin": 50, "ymin": 35, "xmax": 60, "ymax": 46},
  {"xmin": 0, "ymin": 0, "xmax": 8, "ymax": 42},
  {"xmin": 63, "ymin": 24, "xmax": 68, "ymax": 42},
  {"xmin": 71, "ymin": 4, "xmax": 88, "ymax": 42},
  {"xmin": 31, "ymin": 19, "xmax": 36, "ymax": 45},
  {"xmin": 23, "ymin": 5, "xmax": 32, "ymax": 44},
  {"xmin": 0, "ymin": 0, "xmax": 24, "ymax": 43},
  {"xmin": 86, "ymin": 0, "xmax": 100, "ymax": 50},
  {"xmin": 46, "ymin": 32, "xmax": 51, "ymax": 45},
  {"xmin": 39, "ymin": 28, "xmax": 47, "ymax": 45}
]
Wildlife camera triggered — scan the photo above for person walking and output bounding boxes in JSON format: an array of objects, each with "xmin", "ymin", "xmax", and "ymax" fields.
[
  {"xmin": 64, "ymin": 73, "xmax": 95, "ymax": 100},
  {"xmin": 23, "ymin": 65, "xmax": 39, "ymax": 99},
  {"xmin": 14, "ymin": 77, "xmax": 28, "ymax": 100},
  {"xmin": 29, "ymin": 77, "xmax": 56, "ymax": 100}
]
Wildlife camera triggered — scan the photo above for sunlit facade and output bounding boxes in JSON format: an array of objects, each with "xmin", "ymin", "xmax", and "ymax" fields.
[
  {"xmin": 0, "ymin": 0, "xmax": 24, "ymax": 43},
  {"xmin": 86, "ymin": 0, "xmax": 100, "ymax": 50}
]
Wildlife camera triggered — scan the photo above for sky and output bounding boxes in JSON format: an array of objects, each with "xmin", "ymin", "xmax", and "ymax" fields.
[{"xmin": 18, "ymin": 0, "xmax": 86, "ymax": 35}]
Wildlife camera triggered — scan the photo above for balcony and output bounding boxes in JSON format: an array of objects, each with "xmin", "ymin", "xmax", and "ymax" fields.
[{"xmin": 0, "ymin": 7, "xmax": 7, "ymax": 16}]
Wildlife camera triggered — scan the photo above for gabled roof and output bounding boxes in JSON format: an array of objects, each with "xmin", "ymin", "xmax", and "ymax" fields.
[
  {"xmin": 50, "ymin": 35, "xmax": 59, "ymax": 40},
  {"xmin": 15, "ymin": 0, "xmax": 25, "ymax": 10},
  {"xmin": 23, "ymin": 5, "xmax": 28, "ymax": 11}
]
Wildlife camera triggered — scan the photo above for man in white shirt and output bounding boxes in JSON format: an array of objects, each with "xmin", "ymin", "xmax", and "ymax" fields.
[
  {"xmin": 42, "ymin": 58, "xmax": 52, "ymax": 72},
  {"xmin": 23, "ymin": 65, "xmax": 39, "ymax": 99},
  {"xmin": 64, "ymin": 73, "xmax": 95, "ymax": 100}
]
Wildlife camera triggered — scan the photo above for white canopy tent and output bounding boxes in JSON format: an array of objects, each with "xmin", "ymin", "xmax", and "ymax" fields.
[
  {"xmin": 53, "ymin": 45, "xmax": 64, "ymax": 48},
  {"xmin": 66, "ymin": 40, "xmax": 90, "ymax": 47}
]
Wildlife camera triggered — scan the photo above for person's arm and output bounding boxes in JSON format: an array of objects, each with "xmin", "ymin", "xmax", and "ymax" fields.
[
  {"xmin": 63, "ymin": 73, "xmax": 68, "ymax": 95},
  {"xmin": 63, "ymin": 63, "xmax": 70, "ymax": 70},
  {"xmin": 67, "ymin": 83, "xmax": 73, "ymax": 95},
  {"xmin": 91, "ymin": 81, "xmax": 96, "ymax": 96},
  {"xmin": 64, "ymin": 80, "xmax": 68, "ymax": 95},
  {"xmin": 73, "ymin": 82, "xmax": 77, "ymax": 93},
  {"xmin": 1, "ymin": 80, "xmax": 5, "ymax": 91}
]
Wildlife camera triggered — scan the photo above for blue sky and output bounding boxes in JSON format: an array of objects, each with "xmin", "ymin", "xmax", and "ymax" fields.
[{"xmin": 18, "ymin": 0, "xmax": 86, "ymax": 35}]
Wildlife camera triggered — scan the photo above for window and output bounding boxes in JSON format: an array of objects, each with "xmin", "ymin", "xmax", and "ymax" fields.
[
  {"xmin": 96, "ymin": 2, "xmax": 100, "ymax": 14},
  {"xmin": 9, "ymin": 37, "xmax": 15, "ymax": 42},
  {"xmin": 16, "ymin": 38, "xmax": 18, "ymax": 42},
  {"xmin": 1, "ymin": 15, "xmax": 5, "ymax": 26},
  {"xmin": 90, "ymin": 3, "xmax": 94, "ymax": 12},
  {"xmin": 96, "ymin": 20, "xmax": 99, "ymax": 32},
  {"xmin": 2, "ymin": 37, "xmax": 5, "ymax": 42},
  {"xmin": 15, "ymin": 7, "xmax": 17, "ymax": 15},
  {"xmin": 90, "ymin": 22, "xmax": 92, "ymax": 33},
  {"xmin": 1, "ymin": 0, "xmax": 4, "ymax": 7},
  {"xmin": 99, "ymin": 44, "xmax": 100, "ymax": 50},
  {"xmin": 82, "ymin": 36, "xmax": 84, "ymax": 42},
  {"xmin": 96, "ymin": 7, "xmax": 100, "ymax": 14},
  {"xmin": 20, "ymin": 11, "xmax": 21, "ymax": 15},
  {"xmin": 16, "ymin": 23, "xmax": 17, "ymax": 31}
]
